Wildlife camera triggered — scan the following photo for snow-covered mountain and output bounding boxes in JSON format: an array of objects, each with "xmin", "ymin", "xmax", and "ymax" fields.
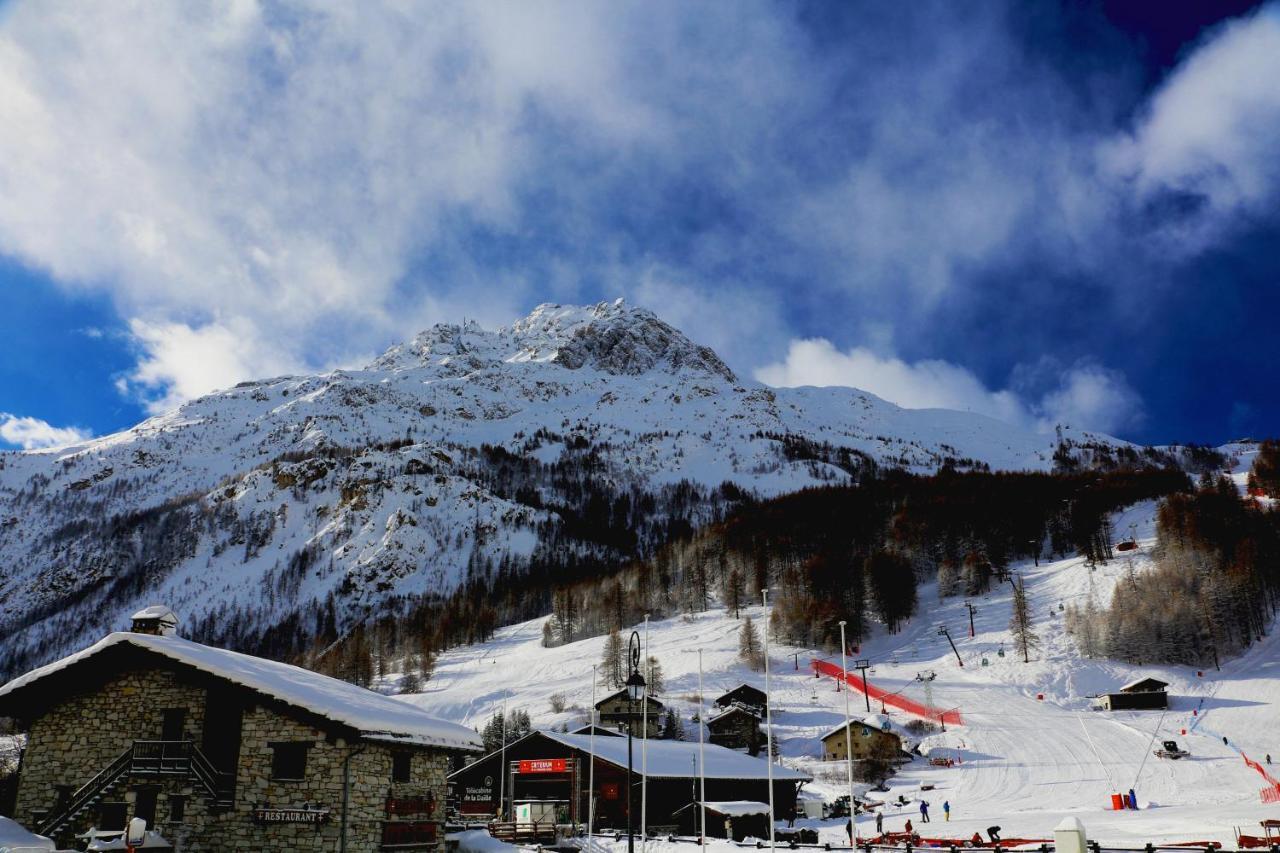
[{"xmin": 0, "ymin": 300, "xmax": 1117, "ymax": 671}]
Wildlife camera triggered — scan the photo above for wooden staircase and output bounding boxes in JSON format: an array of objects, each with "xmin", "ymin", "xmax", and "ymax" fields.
[{"xmin": 36, "ymin": 740, "xmax": 232, "ymax": 838}]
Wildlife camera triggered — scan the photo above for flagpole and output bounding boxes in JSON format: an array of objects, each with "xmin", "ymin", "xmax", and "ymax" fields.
[
  {"xmin": 499, "ymin": 693, "xmax": 508, "ymax": 822},
  {"xmin": 762, "ymin": 589, "xmax": 776, "ymax": 853},
  {"xmin": 698, "ymin": 648, "xmax": 707, "ymax": 851},
  {"xmin": 589, "ymin": 663, "xmax": 598, "ymax": 837},
  {"xmin": 641, "ymin": 613, "xmax": 650, "ymax": 853},
  {"xmin": 839, "ymin": 621, "xmax": 857, "ymax": 846}
]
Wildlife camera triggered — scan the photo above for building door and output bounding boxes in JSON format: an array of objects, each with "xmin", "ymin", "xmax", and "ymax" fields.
[
  {"xmin": 161, "ymin": 708, "xmax": 186, "ymax": 741},
  {"xmin": 201, "ymin": 686, "xmax": 243, "ymax": 803},
  {"xmin": 134, "ymin": 787, "xmax": 159, "ymax": 827}
]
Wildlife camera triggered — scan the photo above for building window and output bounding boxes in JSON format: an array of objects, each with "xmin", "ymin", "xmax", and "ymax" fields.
[
  {"xmin": 168, "ymin": 794, "xmax": 186, "ymax": 823},
  {"xmin": 392, "ymin": 751, "xmax": 412, "ymax": 784},
  {"xmin": 270, "ymin": 742, "xmax": 311, "ymax": 781}
]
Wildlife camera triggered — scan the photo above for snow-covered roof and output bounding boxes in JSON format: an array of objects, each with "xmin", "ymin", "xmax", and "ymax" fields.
[
  {"xmin": 538, "ymin": 731, "xmax": 810, "ymax": 781},
  {"xmin": 0, "ymin": 633, "xmax": 482, "ymax": 751},
  {"xmin": 131, "ymin": 605, "xmax": 177, "ymax": 622},
  {"xmin": 1118, "ymin": 677, "xmax": 1168, "ymax": 693},
  {"xmin": 707, "ymin": 705, "xmax": 760, "ymax": 725},
  {"xmin": 820, "ymin": 715, "xmax": 897, "ymax": 742},
  {"xmin": 674, "ymin": 801, "xmax": 771, "ymax": 817}
]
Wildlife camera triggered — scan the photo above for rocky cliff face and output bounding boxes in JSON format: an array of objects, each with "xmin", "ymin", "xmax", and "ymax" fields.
[{"xmin": 0, "ymin": 299, "xmax": 1107, "ymax": 673}]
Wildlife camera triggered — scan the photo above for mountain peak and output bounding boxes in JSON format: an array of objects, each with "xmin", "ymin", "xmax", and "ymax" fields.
[{"xmin": 371, "ymin": 299, "xmax": 737, "ymax": 382}]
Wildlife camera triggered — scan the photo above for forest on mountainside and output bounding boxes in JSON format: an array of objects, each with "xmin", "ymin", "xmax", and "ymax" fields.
[
  {"xmin": 297, "ymin": 460, "xmax": 1201, "ymax": 687},
  {"xmin": 1066, "ymin": 472, "xmax": 1280, "ymax": 666}
]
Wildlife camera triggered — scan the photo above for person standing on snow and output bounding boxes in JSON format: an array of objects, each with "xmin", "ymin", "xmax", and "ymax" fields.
[
  {"xmin": 875, "ymin": 811, "xmax": 883, "ymax": 834},
  {"xmin": 942, "ymin": 800, "xmax": 950, "ymax": 821},
  {"xmin": 988, "ymin": 826, "xmax": 1002, "ymax": 842},
  {"xmin": 905, "ymin": 818, "xmax": 913, "ymax": 834},
  {"xmin": 845, "ymin": 818, "xmax": 853, "ymax": 846},
  {"xmin": 919, "ymin": 801, "xmax": 929, "ymax": 823}
]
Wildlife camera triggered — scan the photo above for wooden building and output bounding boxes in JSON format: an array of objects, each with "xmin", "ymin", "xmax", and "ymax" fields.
[
  {"xmin": 713, "ymin": 684, "xmax": 768, "ymax": 716},
  {"xmin": 820, "ymin": 720, "xmax": 903, "ymax": 762},
  {"xmin": 705, "ymin": 706, "xmax": 763, "ymax": 755},
  {"xmin": 0, "ymin": 610, "xmax": 481, "ymax": 852},
  {"xmin": 595, "ymin": 689, "xmax": 664, "ymax": 738},
  {"xmin": 673, "ymin": 801, "xmax": 770, "ymax": 840},
  {"xmin": 1102, "ymin": 677, "xmax": 1169, "ymax": 711},
  {"xmin": 448, "ymin": 730, "xmax": 810, "ymax": 831}
]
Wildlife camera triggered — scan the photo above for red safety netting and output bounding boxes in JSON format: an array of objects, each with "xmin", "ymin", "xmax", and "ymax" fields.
[{"xmin": 811, "ymin": 659, "xmax": 963, "ymax": 726}]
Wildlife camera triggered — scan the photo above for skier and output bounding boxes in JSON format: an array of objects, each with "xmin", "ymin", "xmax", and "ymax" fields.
[
  {"xmin": 919, "ymin": 801, "xmax": 930, "ymax": 823},
  {"xmin": 988, "ymin": 826, "xmax": 1002, "ymax": 843},
  {"xmin": 845, "ymin": 818, "xmax": 853, "ymax": 846},
  {"xmin": 875, "ymin": 811, "xmax": 883, "ymax": 834},
  {"xmin": 943, "ymin": 800, "xmax": 950, "ymax": 821},
  {"xmin": 905, "ymin": 818, "xmax": 913, "ymax": 834},
  {"xmin": 1267, "ymin": 754, "xmax": 1272, "ymax": 765},
  {"xmin": 971, "ymin": 832, "xmax": 983, "ymax": 847}
]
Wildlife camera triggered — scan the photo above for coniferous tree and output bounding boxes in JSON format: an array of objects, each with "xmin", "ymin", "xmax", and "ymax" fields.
[
  {"xmin": 739, "ymin": 616, "xmax": 764, "ymax": 671},
  {"xmin": 601, "ymin": 629, "xmax": 625, "ymax": 688},
  {"xmin": 1010, "ymin": 578, "xmax": 1039, "ymax": 662},
  {"xmin": 646, "ymin": 655, "xmax": 665, "ymax": 695},
  {"xmin": 723, "ymin": 567, "xmax": 746, "ymax": 618}
]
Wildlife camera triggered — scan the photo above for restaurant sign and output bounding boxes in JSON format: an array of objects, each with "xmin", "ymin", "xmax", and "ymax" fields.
[
  {"xmin": 253, "ymin": 806, "xmax": 331, "ymax": 824},
  {"xmin": 518, "ymin": 758, "xmax": 568, "ymax": 774}
]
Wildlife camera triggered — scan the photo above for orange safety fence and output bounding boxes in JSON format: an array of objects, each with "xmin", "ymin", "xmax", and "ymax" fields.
[{"xmin": 811, "ymin": 659, "xmax": 963, "ymax": 726}]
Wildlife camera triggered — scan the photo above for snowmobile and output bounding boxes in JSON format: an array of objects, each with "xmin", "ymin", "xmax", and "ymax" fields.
[{"xmin": 1154, "ymin": 739, "xmax": 1191, "ymax": 759}]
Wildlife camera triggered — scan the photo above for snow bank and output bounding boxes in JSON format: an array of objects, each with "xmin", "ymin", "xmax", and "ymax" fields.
[
  {"xmin": 448, "ymin": 829, "xmax": 517, "ymax": 853},
  {"xmin": 0, "ymin": 817, "xmax": 54, "ymax": 851}
]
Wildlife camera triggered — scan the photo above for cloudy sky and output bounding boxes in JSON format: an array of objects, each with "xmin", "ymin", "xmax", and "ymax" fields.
[{"xmin": 1, "ymin": 0, "xmax": 1277, "ymax": 449}]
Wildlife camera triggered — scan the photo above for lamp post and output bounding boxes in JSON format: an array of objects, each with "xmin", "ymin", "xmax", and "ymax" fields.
[
  {"xmin": 762, "ymin": 589, "xmax": 776, "ymax": 853},
  {"xmin": 683, "ymin": 646, "xmax": 708, "ymax": 850},
  {"xmin": 625, "ymin": 631, "xmax": 646, "ymax": 853}
]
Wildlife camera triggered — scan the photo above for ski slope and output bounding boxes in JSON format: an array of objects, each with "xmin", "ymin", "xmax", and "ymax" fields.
[{"xmin": 400, "ymin": 500, "xmax": 1279, "ymax": 846}]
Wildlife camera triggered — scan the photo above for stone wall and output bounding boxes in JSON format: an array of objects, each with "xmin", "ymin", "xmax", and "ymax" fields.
[{"xmin": 14, "ymin": 665, "xmax": 452, "ymax": 852}]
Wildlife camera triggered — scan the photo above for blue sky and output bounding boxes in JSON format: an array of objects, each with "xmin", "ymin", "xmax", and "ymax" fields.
[{"xmin": 0, "ymin": 1, "xmax": 1278, "ymax": 449}]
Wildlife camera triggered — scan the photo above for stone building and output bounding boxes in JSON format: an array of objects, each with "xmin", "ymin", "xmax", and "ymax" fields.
[
  {"xmin": 820, "ymin": 719, "xmax": 904, "ymax": 762},
  {"xmin": 0, "ymin": 610, "xmax": 481, "ymax": 851},
  {"xmin": 594, "ymin": 689, "xmax": 663, "ymax": 738}
]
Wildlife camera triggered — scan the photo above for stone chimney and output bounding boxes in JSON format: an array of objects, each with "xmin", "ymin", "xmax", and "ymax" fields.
[{"xmin": 130, "ymin": 605, "xmax": 179, "ymax": 637}]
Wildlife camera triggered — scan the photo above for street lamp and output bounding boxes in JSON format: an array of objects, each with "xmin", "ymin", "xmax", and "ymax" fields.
[{"xmin": 625, "ymin": 631, "xmax": 646, "ymax": 853}]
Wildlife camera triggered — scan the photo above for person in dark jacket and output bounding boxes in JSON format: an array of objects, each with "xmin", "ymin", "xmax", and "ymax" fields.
[
  {"xmin": 845, "ymin": 819, "xmax": 853, "ymax": 845},
  {"xmin": 875, "ymin": 811, "xmax": 883, "ymax": 834},
  {"xmin": 988, "ymin": 826, "xmax": 1002, "ymax": 842},
  {"xmin": 919, "ymin": 801, "xmax": 930, "ymax": 822}
]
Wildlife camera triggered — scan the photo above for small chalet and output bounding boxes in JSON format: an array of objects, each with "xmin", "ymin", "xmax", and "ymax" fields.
[
  {"xmin": 594, "ymin": 689, "xmax": 663, "ymax": 738},
  {"xmin": 0, "ymin": 608, "xmax": 482, "ymax": 852},
  {"xmin": 448, "ymin": 730, "xmax": 810, "ymax": 832},
  {"xmin": 713, "ymin": 684, "xmax": 768, "ymax": 716},
  {"xmin": 706, "ymin": 706, "xmax": 763, "ymax": 756},
  {"xmin": 1102, "ymin": 677, "xmax": 1169, "ymax": 711},
  {"xmin": 820, "ymin": 718, "xmax": 904, "ymax": 762}
]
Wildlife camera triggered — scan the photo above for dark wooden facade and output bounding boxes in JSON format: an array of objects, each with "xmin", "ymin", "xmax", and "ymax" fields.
[
  {"xmin": 594, "ymin": 690, "xmax": 663, "ymax": 738},
  {"xmin": 706, "ymin": 707, "xmax": 763, "ymax": 755},
  {"xmin": 447, "ymin": 732, "xmax": 806, "ymax": 830},
  {"xmin": 713, "ymin": 684, "xmax": 768, "ymax": 715}
]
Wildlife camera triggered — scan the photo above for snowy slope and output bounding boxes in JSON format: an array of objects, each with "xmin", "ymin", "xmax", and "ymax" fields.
[
  {"xmin": 401, "ymin": 499, "xmax": 1279, "ymax": 845},
  {"xmin": 0, "ymin": 300, "xmax": 1125, "ymax": 672}
]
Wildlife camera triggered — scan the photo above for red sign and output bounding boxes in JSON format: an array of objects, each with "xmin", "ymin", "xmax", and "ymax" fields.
[
  {"xmin": 386, "ymin": 794, "xmax": 434, "ymax": 817},
  {"xmin": 518, "ymin": 758, "xmax": 568, "ymax": 774}
]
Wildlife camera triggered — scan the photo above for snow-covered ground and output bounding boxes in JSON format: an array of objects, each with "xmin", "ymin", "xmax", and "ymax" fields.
[{"xmin": 402, "ymin": 499, "xmax": 1279, "ymax": 846}]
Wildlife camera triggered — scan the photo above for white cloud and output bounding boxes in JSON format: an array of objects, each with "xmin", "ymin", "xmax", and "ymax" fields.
[
  {"xmin": 754, "ymin": 338, "xmax": 1143, "ymax": 435},
  {"xmin": 1105, "ymin": 5, "xmax": 1280, "ymax": 230},
  {"xmin": 0, "ymin": 413, "xmax": 91, "ymax": 450},
  {"xmin": 120, "ymin": 318, "xmax": 307, "ymax": 415}
]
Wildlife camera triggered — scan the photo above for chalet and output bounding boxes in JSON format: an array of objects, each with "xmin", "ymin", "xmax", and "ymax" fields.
[
  {"xmin": 594, "ymin": 689, "xmax": 663, "ymax": 738},
  {"xmin": 713, "ymin": 684, "xmax": 768, "ymax": 716},
  {"xmin": 0, "ymin": 609, "xmax": 482, "ymax": 852},
  {"xmin": 820, "ymin": 719, "xmax": 904, "ymax": 762},
  {"xmin": 570, "ymin": 724, "xmax": 621, "ymax": 737},
  {"xmin": 673, "ymin": 801, "xmax": 770, "ymax": 840},
  {"xmin": 1102, "ymin": 677, "xmax": 1169, "ymax": 711},
  {"xmin": 705, "ymin": 706, "xmax": 763, "ymax": 756},
  {"xmin": 448, "ymin": 730, "xmax": 810, "ymax": 832}
]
